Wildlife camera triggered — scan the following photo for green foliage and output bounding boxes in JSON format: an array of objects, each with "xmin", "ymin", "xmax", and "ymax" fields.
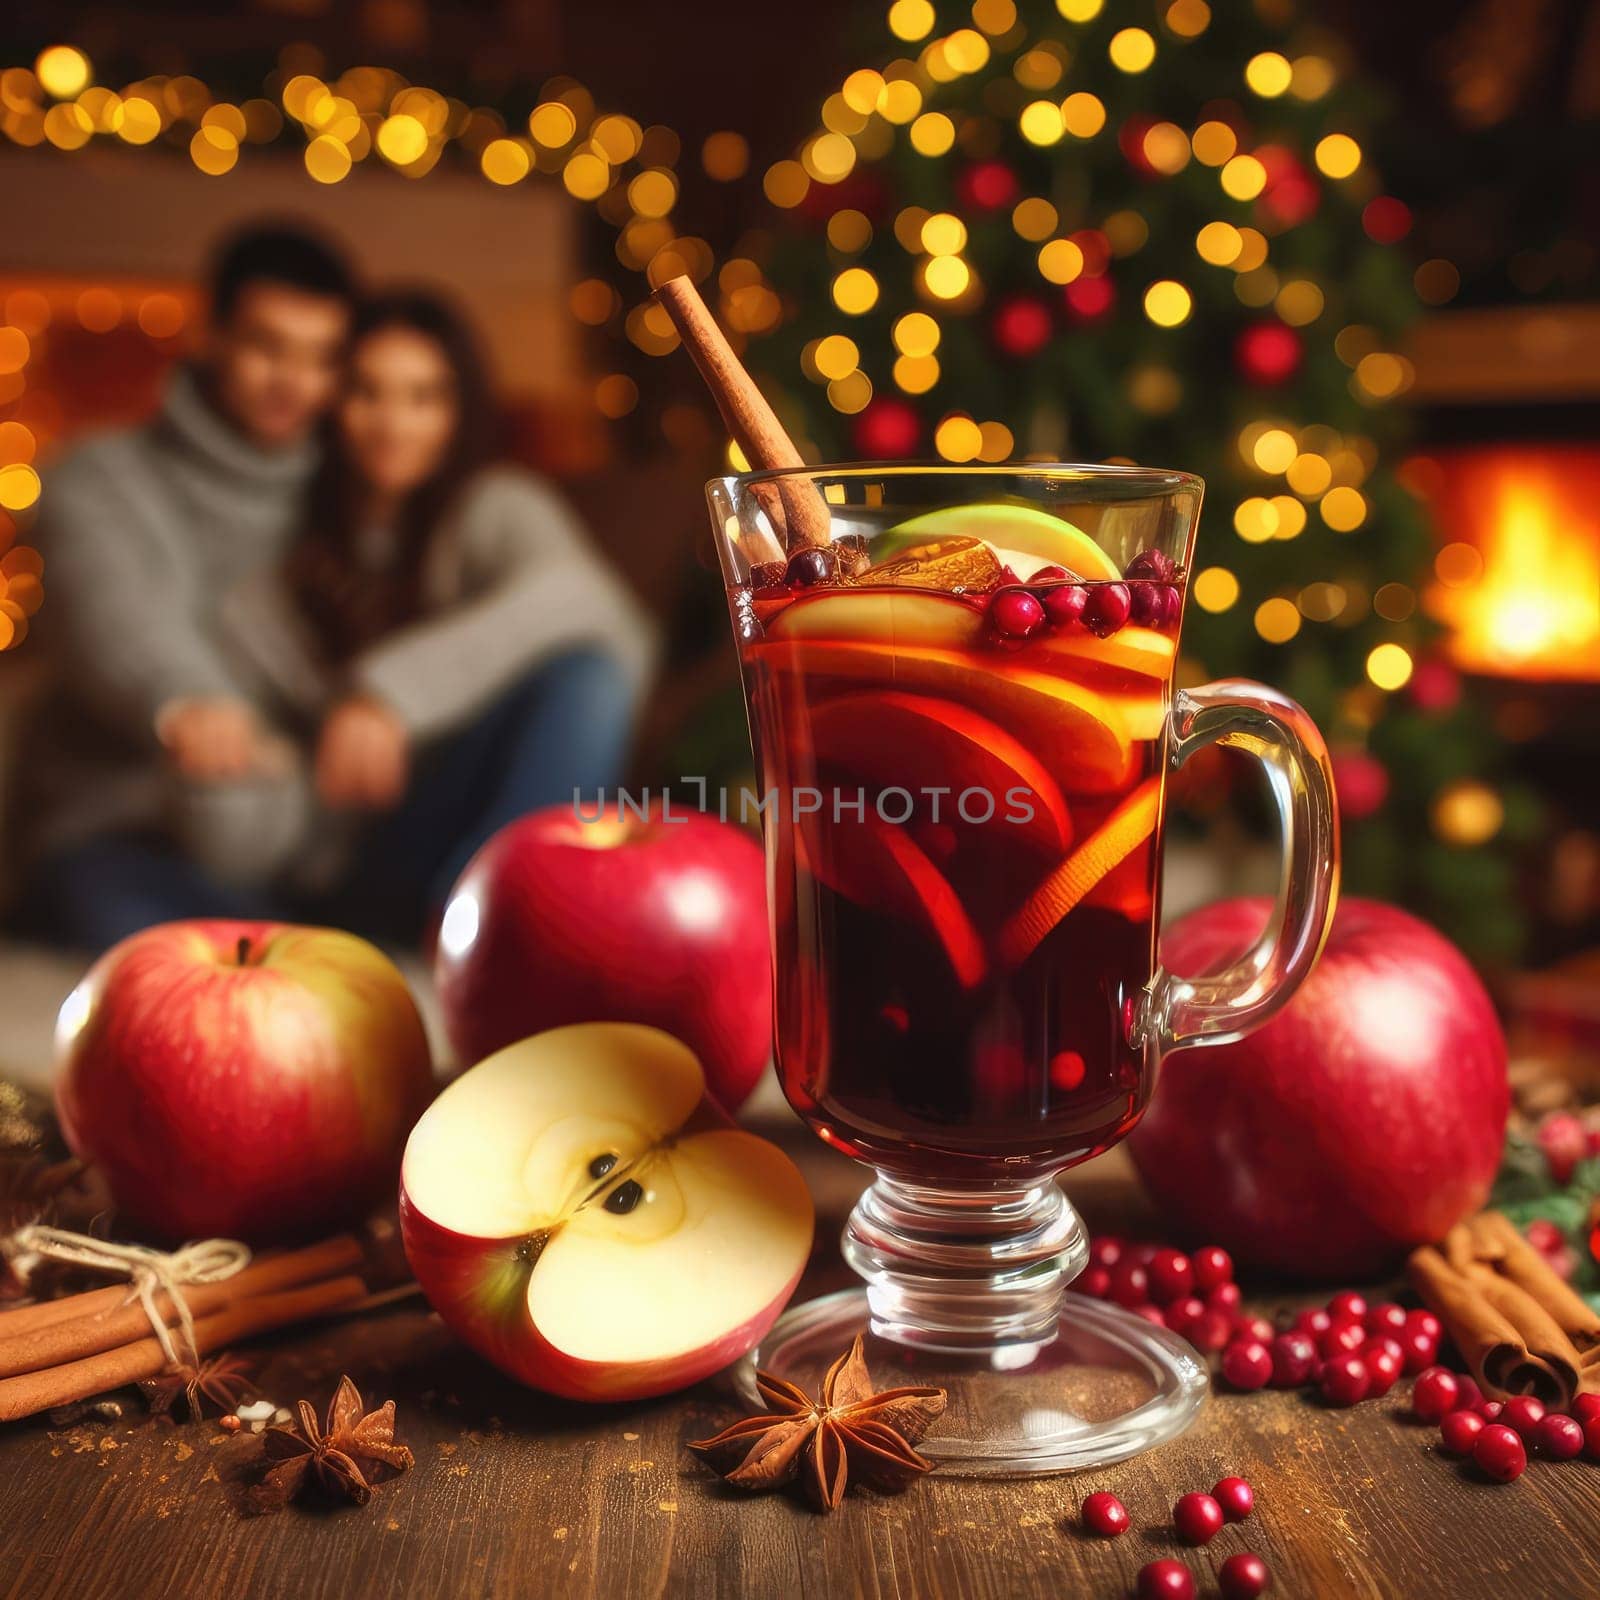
[
  {"xmin": 1490, "ymin": 1139, "xmax": 1600, "ymax": 1307},
  {"xmin": 753, "ymin": 0, "xmax": 1530, "ymax": 963}
]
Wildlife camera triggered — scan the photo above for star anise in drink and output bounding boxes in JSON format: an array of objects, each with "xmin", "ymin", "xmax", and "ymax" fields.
[
  {"xmin": 140, "ymin": 1353, "xmax": 256, "ymax": 1420},
  {"xmin": 249, "ymin": 1376, "xmax": 413, "ymax": 1513},
  {"xmin": 689, "ymin": 1335, "xmax": 946, "ymax": 1511}
]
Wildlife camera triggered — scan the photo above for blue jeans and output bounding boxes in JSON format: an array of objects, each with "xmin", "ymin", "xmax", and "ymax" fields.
[{"xmin": 21, "ymin": 648, "xmax": 639, "ymax": 952}]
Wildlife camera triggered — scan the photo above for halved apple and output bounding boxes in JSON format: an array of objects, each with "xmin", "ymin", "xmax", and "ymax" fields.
[
  {"xmin": 765, "ymin": 589, "xmax": 986, "ymax": 651},
  {"xmin": 875, "ymin": 503, "xmax": 1122, "ymax": 582},
  {"xmin": 798, "ymin": 811, "xmax": 987, "ymax": 988},
  {"xmin": 805, "ymin": 689, "xmax": 1073, "ymax": 857},
  {"xmin": 399, "ymin": 1023, "xmax": 813, "ymax": 1402},
  {"xmin": 760, "ymin": 639, "xmax": 1137, "ymax": 794}
]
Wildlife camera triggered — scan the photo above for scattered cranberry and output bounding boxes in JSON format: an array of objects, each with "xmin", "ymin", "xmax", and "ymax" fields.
[
  {"xmin": 1328, "ymin": 1291, "xmax": 1368, "ymax": 1324},
  {"xmin": 1126, "ymin": 1243, "xmax": 1161, "ymax": 1269},
  {"xmin": 1295, "ymin": 1308, "xmax": 1333, "ymax": 1340},
  {"xmin": 1218, "ymin": 1552, "xmax": 1272, "ymax": 1600},
  {"xmin": 1534, "ymin": 1413, "xmax": 1586, "ymax": 1460},
  {"xmin": 1083, "ymin": 582, "xmax": 1131, "ymax": 637},
  {"xmin": 785, "ymin": 546, "xmax": 835, "ymax": 587},
  {"xmin": 1089, "ymin": 1236, "xmax": 1124, "ymax": 1271},
  {"xmin": 1173, "ymin": 1492, "xmax": 1224, "ymax": 1545},
  {"xmin": 1411, "ymin": 1367, "xmax": 1461, "ymax": 1422},
  {"xmin": 1477, "ymin": 1399, "xmax": 1504, "ymax": 1421},
  {"xmin": 1082, "ymin": 1490, "xmax": 1130, "ymax": 1536},
  {"xmin": 1135, "ymin": 1303, "xmax": 1169, "ymax": 1327},
  {"xmin": 1212, "ymin": 1476, "xmax": 1254, "ymax": 1521},
  {"xmin": 1190, "ymin": 1309, "xmax": 1235, "ymax": 1353},
  {"xmin": 1321, "ymin": 1321, "xmax": 1367, "ymax": 1359},
  {"xmin": 1269, "ymin": 1332, "xmax": 1318, "ymax": 1388},
  {"xmin": 1222, "ymin": 1339, "xmax": 1274, "ymax": 1392},
  {"xmin": 1108, "ymin": 1262, "xmax": 1151, "ymax": 1308},
  {"xmin": 1399, "ymin": 1325, "xmax": 1440, "ymax": 1375},
  {"xmin": 1455, "ymin": 1374, "xmax": 1485, "ymax": 1412},
  {"xmin": 1439, "ymin": 1409, "xmax": 1485, "ymax": 1455},
  {"xmin": 1405, "ymin": 1309, "xmax": 1442, "ymax": 1345},
  {"xmin": 1320, "ymin": 1354, "xmax": 1371, "ymax": 1407},
  {"xmin": 1044, "ymin": 584, "xmax": 1089, "ymax": 626},
  {"xmin": 1148, "ymin": 1249, "xmax": 1195, "ymax": 1304},
  {"xmin": 1207, "ymin": 1282, "xmax": 1243, "ymax": 1317},
  {"xmin": 1585, "ymin": 1416, "xmax": 1600, "ymax": 1460},
  {"xmin": 1137, "ymin": 1560, "xmax": 1196, "ymax": 1600},
  {"xmin": 1365, "ymin": 1348, "xmax": 1402, "ymax": 1396},
  {"xmin": 1237, "ymin": 1315, "xmax": 1277, "ymax": 1346},
  {"xmin": 1029, "ymin": 564, "xmax": 1069, "ymax": 585},
  {"xmin": 1362, "ymin": 1336, "xmax": 1404, "ymax": 1367},
  {"xmin": 1165, "ymin": 1295, "xmax": 1206, "ymax": 1337},
  {"xmin": 1573, "ymin": 1393, "xmax": 1600, "ymax": 1426},
  {"xmin": 1501, "ymin": 1395, "xmax": 1546, "ymax": 1439},
  {"xmin": 1126, "ymin": 549, "xmax": 1175, "ymax": 582},
  {"xmin": 1192, "ymin": 1247, "xmax": 1234, "ymax": 1291},
  {"xmin": 1472, "ymin": 1422, "xmax": 1527, "ymax": 1482},
  {"xmin": 992, "ymin": 587, "xmax": 1046, "ymax": 638},
  {"xmin": 1079, "ymin": 1264, "xmax": 1111, "ymax": 1298},
  {"xmin": 1365, "ymin": 1302, "xmax": 1409, "ymax": 1337}
]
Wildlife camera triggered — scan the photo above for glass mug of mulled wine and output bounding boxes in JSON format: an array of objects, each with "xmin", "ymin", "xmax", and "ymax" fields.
[{"xmin": 708, "ymin": 465, "xmax": 1337, "ymax": 1475}]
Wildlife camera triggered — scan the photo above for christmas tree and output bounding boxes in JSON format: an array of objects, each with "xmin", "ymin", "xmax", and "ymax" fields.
[{"xmin": 735, "ymin": 0, "xmax": 1535, "ymax": 964}]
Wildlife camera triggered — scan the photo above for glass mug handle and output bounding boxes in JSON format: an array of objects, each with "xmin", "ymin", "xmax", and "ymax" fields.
[{"xmin": 1141, "ymin": 679, "xmax": 1340, "ymax": 1054}]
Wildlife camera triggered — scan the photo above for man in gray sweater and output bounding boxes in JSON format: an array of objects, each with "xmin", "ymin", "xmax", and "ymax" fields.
[{"xmin": 18, "ymin": 225, "xmax": 357, "ymax": 939}]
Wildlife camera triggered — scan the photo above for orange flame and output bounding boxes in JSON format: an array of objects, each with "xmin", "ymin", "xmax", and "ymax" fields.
[{"xmin": 1425, "ymin": 447, "xmax": 1600, "ymax": 682}]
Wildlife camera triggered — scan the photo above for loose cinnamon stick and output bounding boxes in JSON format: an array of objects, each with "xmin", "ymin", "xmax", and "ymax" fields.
[
  {"xmin": 1469, "ymin": 1211, "xmax": 1600, "ymax": 1357},
  {"xmin": 0, "ymin": 1274, "xmax": 366, "ymax": 1423},
  {"xmin": 653, "ymin": 275, "xmax": 832, "ymax": 552},
  {"xmin": 0, "ymin": 1234, "xmax": 366, "ymax": 1378}
]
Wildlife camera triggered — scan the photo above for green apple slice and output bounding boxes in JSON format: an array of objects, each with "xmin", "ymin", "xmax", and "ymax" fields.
[{"xmin": 874, "ymin": 503, "xmax": 1122, "ymax": 582}]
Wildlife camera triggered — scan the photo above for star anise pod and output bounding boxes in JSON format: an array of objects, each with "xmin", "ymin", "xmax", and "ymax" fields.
[
  {"xmin": 690, "ymin": 1336, "xmax": 946, "ymax": 1511},
  {"xmin": 140, "ymin": 1353, "xmax": 256, "ymax": 1420},
  {"xmin": 249, "ymin": 1376, "xmax": 413, "ymax": 1513}
]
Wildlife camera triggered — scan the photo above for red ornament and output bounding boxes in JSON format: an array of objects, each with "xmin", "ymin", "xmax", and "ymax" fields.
[
  {"xmin": 1407, "ymin": 657, "xmax": 1462, "ymax": 713},
  {"xmin": 1256, "ymin": 144, "xmax": 1320, "ymax": 228},
  {"xmin": 957, "ymin": 158, "xmax": 1019, "ymax": 211},
  {"xmin": 851, "ymin": 397, "xmax": 920, "ymax": 459},
  {"xmin": 1064, "ymin": 274, "xmax": 1116, "ymax": 322},
  {"xmin": 1330, "ymin": 749, "xmax": 1388, "ymax": 819},
  {"xmin": 1234, "ymin": 322, "xmax": 1303, "ymax": 387},
  {"xmin": 1362, "ymin": 196, "xmax": 1413, "ymax": 244},
  {"xmin": 992, "ymin": 295, "xmax": 1054, "ymax": 358}
]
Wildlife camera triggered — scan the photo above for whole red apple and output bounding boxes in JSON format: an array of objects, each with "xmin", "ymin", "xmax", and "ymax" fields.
[
  {"xmin": 54, "ymin": 920, "xmax": 434, "ymax": 1244},
  {"xmin": 434, "ymin": 805, "xmax": 771, "ymax": 1108},
  {"xmin": 1128, "ymin": 897, "xmax": 1508, "ymax": 1279}
]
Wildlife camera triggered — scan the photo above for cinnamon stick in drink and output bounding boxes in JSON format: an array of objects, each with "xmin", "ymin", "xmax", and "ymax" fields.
[
  {"xmin": 0, "ymin": 1234, "xmax": 366, "ymax": 1378},
  {"xmin": 653, "ymin": 275, "xmax": 832, "ymax": 553},
  {"xmin": 0, "ymin": 1275, "xmax": 366, "ymax": 1423}
]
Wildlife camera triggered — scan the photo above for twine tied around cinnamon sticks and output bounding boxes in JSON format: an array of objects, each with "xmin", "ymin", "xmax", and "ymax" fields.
[{"xmin": 9, "ymin": 1225, "xmax": 250, "ymax": 1369}]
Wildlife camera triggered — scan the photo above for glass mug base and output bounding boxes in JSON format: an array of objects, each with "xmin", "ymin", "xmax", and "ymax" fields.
[{"xmin": 735, "ymin": 1286, "xmax": 1208, "ymax": 1477}]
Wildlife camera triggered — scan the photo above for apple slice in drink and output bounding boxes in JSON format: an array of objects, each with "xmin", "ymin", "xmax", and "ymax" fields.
[
  {"xmin": 797, "ymin": 810, "xmax": 987, "ymax": 988},
  {"xmin": 1033, "ymin": 623, "xmax": 1177, "ymax": 683},
  {"xmin": 400, "ymin": 1023, "xmax": 813, "ymax": 1402},
  {"xmin": 765, "ymin": 588, "xmax": 986, "ymax": 650},
  {"xmin": 806, "ymin": 690, "xmax": 1073, "ymax": 857},
  {"xmin": 873, "ymin": 503, "xmax": 1122, "ymax": 582},
  {"xmin": 761, "ymin": 639, "xmax": 1137, "ymax": 794}
]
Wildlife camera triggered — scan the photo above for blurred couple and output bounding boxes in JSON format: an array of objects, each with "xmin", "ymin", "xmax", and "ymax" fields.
[{"xmin": 19, "ymin": 224, "xmax": 657, "ymax": 951}]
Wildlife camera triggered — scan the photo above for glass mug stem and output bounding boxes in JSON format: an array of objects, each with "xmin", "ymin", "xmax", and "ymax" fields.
[{"xmin": 846, "ymin": 677, "xmax": 1338, "ymax": 1356}]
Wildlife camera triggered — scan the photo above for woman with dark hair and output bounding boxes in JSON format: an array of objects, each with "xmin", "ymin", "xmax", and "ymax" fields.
[{"xmin": 25, "ymin": 287, "xmax": 655, "ymax": 948}]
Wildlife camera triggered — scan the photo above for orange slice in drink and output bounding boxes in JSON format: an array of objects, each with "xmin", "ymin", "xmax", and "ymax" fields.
[
  {"xmin": 998, "ymin": 778, "xmax": 1162, "ymax": 967},
  {"xmin": 759, "ymin": 640, "xmax": 1137, "ymax": 795},
  {"xmin": 797, "ymin": 810, "xmax": 988, "ymax": 989},
  {"xmin": 806, "ymin": 689, "xmax": 1074, "ymax": 857}
]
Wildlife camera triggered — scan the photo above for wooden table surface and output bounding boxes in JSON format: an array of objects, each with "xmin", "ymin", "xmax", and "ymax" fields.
[{"xmin": 2, "ymin": 1125, "xmax": 1597, "ymax": 1600}]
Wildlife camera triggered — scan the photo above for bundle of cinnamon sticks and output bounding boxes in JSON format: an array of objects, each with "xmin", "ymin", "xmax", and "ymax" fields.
[
  {"xmin": 1408, "ymin": 1210, "xmax": 1600, "ymax": 1409},
  {"xmin": 0, "ymin": 1235, "xmax": 369, "ymax": 1423}
]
